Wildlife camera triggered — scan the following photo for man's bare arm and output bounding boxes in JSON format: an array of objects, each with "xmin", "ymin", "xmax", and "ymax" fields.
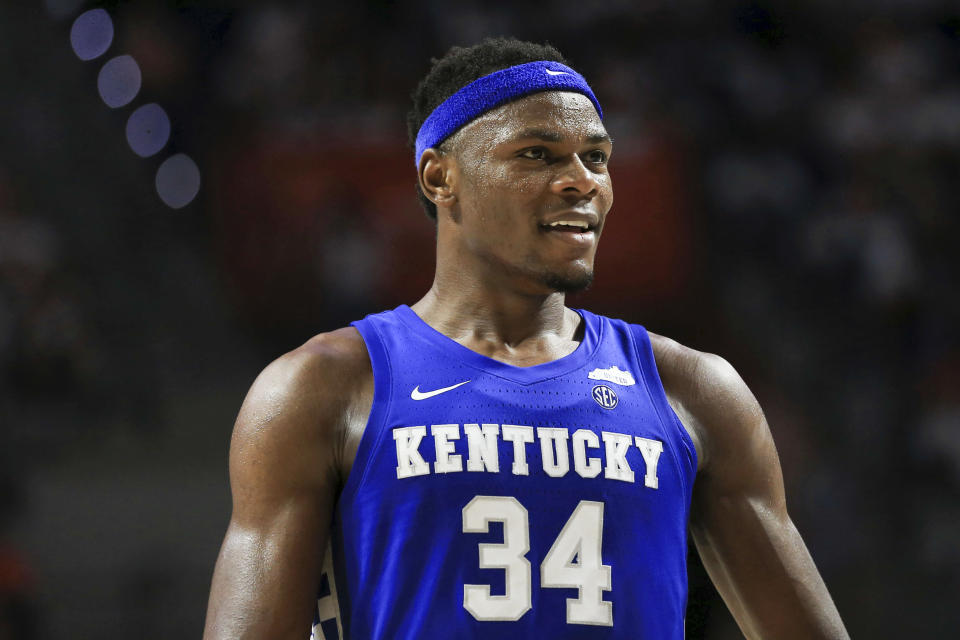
[
  {"xmin": 203, "ymin": 329, "xmax": 370, "ymax": 640},
  {"xmin": 654, "ymin": 336, "xmax": 848, "ymax": 640}
]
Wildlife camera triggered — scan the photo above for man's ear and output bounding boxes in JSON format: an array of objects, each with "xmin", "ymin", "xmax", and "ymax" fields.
[{"xmin": 418, "ymin": 148, "xmax": 456, "ymax": 208}]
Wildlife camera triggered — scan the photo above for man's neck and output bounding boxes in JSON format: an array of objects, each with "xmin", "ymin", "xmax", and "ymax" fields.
[{"xmin": 410, "ymin": 280, "xmax": 583, "ymax": 367}]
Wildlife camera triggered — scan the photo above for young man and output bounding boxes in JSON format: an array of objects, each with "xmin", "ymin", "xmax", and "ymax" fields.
[{"xmin": 203, "ymin": 38, "xmax": 849, "ymax": 639}]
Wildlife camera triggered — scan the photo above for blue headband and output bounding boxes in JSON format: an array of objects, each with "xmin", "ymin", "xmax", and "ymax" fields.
[{"xmin": 414, "ymin": 60, "xmax": 603, "ymax": 166}]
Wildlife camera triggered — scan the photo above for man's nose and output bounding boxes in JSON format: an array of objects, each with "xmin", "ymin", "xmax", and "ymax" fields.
[{"xmin": 551, "ymin": 154, "xmax": 600, "ymax": 199}]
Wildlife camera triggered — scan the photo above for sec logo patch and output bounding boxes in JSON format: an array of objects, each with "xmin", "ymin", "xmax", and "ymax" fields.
[{"xmin": 592, "ymin": 384, "xmax": 619, "ymax": 409}]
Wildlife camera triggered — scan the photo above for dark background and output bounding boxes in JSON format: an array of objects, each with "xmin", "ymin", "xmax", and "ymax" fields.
[{"xmin": 2, "ymin": 1, "xmax": 958, "ymax": 637}]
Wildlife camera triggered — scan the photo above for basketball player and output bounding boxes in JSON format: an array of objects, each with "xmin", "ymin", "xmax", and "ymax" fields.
[{"xmin": 203, "ymin": 38, "xmax": 849, "ymax": 639}]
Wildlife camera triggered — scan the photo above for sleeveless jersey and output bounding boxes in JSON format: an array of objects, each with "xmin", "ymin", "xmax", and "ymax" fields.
[{"xmin": 311, "ymin": 304, "xmax": 697, "ymax": 640}]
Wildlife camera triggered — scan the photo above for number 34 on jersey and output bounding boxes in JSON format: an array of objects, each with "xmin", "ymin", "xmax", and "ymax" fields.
[{"xmin": 462, "ymin": 496, "xmax": 613, "ymax": 627}]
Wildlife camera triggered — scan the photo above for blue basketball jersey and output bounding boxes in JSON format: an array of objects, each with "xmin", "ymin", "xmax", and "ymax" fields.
[{"xmin": 311, "ymin": 305, "xmax": 697, "ymax": 640}]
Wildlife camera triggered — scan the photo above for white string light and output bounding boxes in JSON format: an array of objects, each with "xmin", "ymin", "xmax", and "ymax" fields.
[
  {"xmin": 70, "ymin": 9, "xmax": 113, "ymax": 61},
  {"xmin": 97, "ymin": 55, "xmax": 141, "ymax": 108},
  {"xmin": 156, "ymin": 154, "xmax": 202, "ymax": 210},
  {"xmin": 126, "ymin": 104, "xmax": 171, "ymax": 158}
]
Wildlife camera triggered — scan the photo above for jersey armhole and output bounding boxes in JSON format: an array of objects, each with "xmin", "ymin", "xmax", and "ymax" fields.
[
  {"xmin": 627, "ymin": 324, "xmax": 698, "ymax": 500},
  {"xmin": 337, "ymin": 316, "xmax": 394, "ymax": 507}
]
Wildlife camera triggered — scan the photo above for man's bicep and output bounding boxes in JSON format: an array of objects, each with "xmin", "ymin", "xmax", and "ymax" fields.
[
  {"xmin": 688, "ymin": 356, "xmax": 847, "ymax": 639},
  {"xmin": 207, "ymin": 505, "xmax": 328, "ymax": 639},
  {"xmin": 691, "ymin": 477, "xmax": 846, "ymax": 640},
  {"xmin": 204, "ymin": 352, "xmax": 341, "ymax": 640}
]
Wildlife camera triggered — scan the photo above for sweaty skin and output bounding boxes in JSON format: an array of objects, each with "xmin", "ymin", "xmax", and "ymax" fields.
[{"xmin": 203, "ymin": 91, "xmax": 849, "ymax": 640}]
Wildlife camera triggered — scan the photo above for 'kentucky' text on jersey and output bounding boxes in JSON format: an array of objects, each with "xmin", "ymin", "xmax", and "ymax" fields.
[{"xmin": 311, "ymin": 304, "xmax": 697, "ymax": 640}]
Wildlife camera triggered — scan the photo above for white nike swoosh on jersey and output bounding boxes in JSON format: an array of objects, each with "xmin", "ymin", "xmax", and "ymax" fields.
[
  {"xmin": 410, "ymin": 380, "xmax": 471, "ymax": 400},
  {"xmin": 545, "ymin": 69, "xmax": 570, "ymax": 76}
]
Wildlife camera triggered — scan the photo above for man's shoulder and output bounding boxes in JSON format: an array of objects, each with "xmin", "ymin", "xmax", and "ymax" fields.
[
  {"xmin": 646, "ymin": 331, "xmax": 738, "ymax": 390},
  {"xmin": 576, "ymin": 308, "xmax": 736, "ymax": 387},
  {"xmin": 281, "ymin": 326, "xmax": 372, "ymax": 382},
  {"xmin": 234, "ymin": 327, "xmax": 372, "ymax": 445},
  {"xmin": 224, "ymin": 327, "xmax": 373, "ymax": 537},
  {"xmin": 576, "ymin": 308, "xmax": 733, "ymax": 387},
  {"xmin": 261, "ymin": 327, "xmax": 373, "ymax": 409},
  {"xmin": 644, "ymin": 331, "xmax": 758, "ymax": 471}
]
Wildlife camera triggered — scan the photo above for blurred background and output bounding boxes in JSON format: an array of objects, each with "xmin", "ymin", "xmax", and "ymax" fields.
[{"xmin": 1, "ymin": 0, "xmax": 958, "ymax": 637}]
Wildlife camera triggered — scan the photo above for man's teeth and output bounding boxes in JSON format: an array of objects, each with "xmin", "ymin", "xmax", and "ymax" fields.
[{"xmin": 548, "ymin": 220, "xmax": 590, "ymax": 229}]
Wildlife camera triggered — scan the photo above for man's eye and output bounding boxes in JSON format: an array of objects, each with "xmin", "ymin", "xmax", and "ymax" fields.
[
  {"xmin": 587, "ymin": 150, "xmax": 608, "ymax": 164},
  {"xmin": 520, "ymin": 148, "xmax": 547, "ymax": 160}
]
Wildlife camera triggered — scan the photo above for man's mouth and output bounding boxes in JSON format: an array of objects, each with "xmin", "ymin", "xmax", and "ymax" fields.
[
  {"xmin": 541, "ymin": 220, "xmax": 594, "ymax": 232},
  {"xmin": 538, "ymin": 219, "xmax": 597, "ymax": 246}
]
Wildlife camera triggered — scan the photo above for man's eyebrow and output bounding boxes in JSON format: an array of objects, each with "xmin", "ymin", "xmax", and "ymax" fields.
[
  {"xmin": 510, "ymin": 129, "xmax": 613, "ymax": 145},
  {"xmin": 511, "ymin": 128, "xmax": 563, "ymax": 143},
  {"xmin": 588, "ymin": 132, "xmax": 614, "ymax": 145}
]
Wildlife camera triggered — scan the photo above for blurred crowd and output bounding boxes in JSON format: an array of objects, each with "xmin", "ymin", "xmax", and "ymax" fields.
[{"xmin": 2, "ymin": 1, "xmax": 958, "ymax": 637}]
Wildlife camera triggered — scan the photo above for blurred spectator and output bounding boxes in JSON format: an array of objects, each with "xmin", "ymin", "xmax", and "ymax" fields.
[
  {"xmin": 0, "ymin": 473, "xmax": 39, "ymax": 640},
  {"xmin": 914, "ymin": 354, "xmax": 960, "ymax": 572},
  {"xmin": 0, "ymin": 176, "xmax": 97, "ymax": 404}
]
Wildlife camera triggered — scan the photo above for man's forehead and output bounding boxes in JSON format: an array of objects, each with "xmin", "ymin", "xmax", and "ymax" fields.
[{"xmin": 457, "ymin": 91, "xmax": 608, "ymax": 146}]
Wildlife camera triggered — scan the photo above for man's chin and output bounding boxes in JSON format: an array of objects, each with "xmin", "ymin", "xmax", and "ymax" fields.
[{"xmin": 542, "ymin": 269, "xmax": 594, "ymax": 294}]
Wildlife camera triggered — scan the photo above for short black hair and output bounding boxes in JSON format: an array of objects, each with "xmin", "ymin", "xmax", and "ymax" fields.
[{"xmin": 407, "ymin": 37, "xmax": 569, "ymax": 220}]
